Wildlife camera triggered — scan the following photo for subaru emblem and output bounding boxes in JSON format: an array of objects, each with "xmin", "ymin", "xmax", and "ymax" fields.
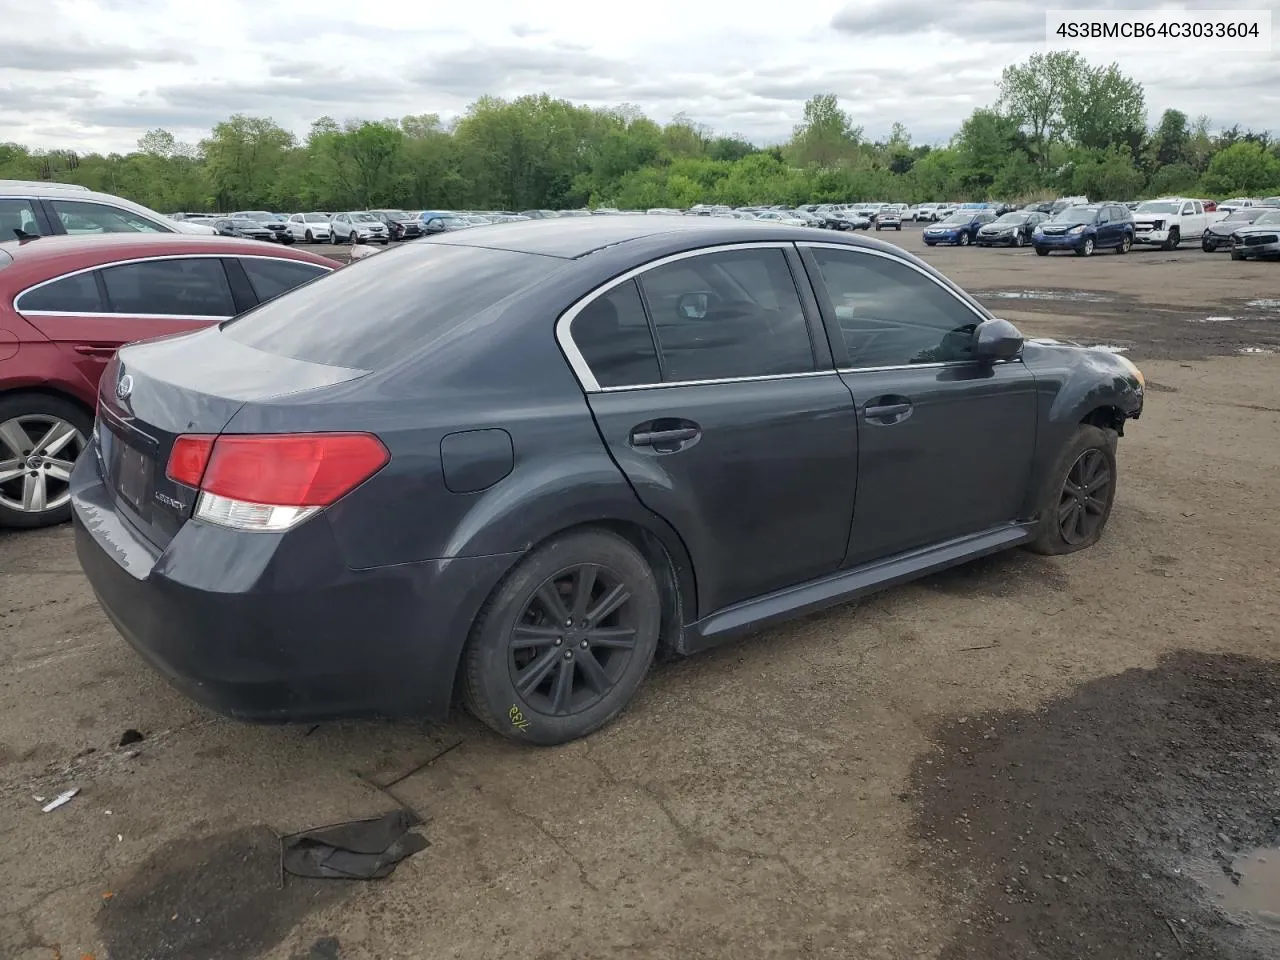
[{"xmin": 116, "ymin": 374, "xmax": 134, "ymax": 400}]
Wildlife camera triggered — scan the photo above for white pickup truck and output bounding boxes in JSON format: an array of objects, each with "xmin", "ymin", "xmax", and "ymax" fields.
[{"xmin": 1132, "ymin": 197, "xmax": 1225, "ymax": 250}]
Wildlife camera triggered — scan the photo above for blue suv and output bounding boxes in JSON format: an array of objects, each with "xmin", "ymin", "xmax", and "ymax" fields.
[
  {"xmin": 922, "ymin": 209, "xmax": 997, "ymax": 246},
  {"xmin": 1033, "ymin": 203, "xmax": 1135, "ymax": 256}
]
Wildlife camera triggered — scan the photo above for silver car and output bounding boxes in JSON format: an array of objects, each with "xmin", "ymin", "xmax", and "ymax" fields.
[
  {"xmin": 1228, "ymin": 210, "xmax": 1280, "ymax": 260},
  {"xmin": 330, "ymin": 212, "xmax": 389, "ymax": 245}
]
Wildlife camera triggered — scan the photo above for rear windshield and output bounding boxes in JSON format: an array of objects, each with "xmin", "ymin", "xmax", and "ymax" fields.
[{"xmin": 220, "ymin": 243, "xmax": 560, "ymax": 370}]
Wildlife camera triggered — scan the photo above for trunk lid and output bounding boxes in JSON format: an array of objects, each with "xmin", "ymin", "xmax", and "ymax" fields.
[{"xmin": 96, "ymin": 327, "xmax": 368, "ymax": 549}]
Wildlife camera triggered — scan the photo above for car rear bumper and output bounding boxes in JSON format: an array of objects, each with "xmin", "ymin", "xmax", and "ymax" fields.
[{"xmin": 71, "ymin": 454, "xmax": 520, "ymax": 723}]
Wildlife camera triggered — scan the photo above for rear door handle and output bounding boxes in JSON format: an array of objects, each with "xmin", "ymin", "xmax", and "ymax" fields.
[
  {"xmin": 864, "ymin": 401, "xmax": 913, "ymax": 424},
  {"xmin": 631, "ymin": 427, "xmax": 699, "ymax": 448}
]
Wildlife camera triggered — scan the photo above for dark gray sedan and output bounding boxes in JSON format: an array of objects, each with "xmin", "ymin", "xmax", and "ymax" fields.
[
  {"xmin": 1204, "ymin": 208, "xmax": 1280, "ymax": 252},
  {"xmin": 71, "ymin": 218, "xmax": 1145, "ymax": 745}
]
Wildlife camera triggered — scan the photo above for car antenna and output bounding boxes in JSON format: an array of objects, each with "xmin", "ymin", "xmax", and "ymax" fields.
[{"xmin": 14, "ymin": 229, "xmax": 42, "ymax": 244}]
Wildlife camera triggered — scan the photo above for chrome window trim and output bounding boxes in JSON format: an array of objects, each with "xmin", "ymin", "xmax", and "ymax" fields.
[
  {"xmin": 555, "ymin": 240, "xmax": 816, "ymax": 394},
  {"xmin": 13, "ymin": 252, "xmax": 334, "ymax": 317}
]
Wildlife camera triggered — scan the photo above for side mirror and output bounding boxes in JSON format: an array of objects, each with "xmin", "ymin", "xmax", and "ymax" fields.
[{"xmin": 972, "ymin": 318, "xmax": 1024, "ymax": 362}]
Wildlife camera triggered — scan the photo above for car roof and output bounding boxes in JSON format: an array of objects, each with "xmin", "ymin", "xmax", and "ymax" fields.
[
  {"xmin": 420, "ymin": 215, "xmax": 880, "ymax": 259},
  {"xmin": 0, "ymin": 234, "xmax": 340, "ymax": 290}
]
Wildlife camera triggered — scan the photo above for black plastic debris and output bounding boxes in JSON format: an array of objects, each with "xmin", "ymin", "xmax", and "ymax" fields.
[
  {"xmin": 118, "ymin": 729, "xmax": 145, "ymax": 747},
  {"xmin": 281, "ymin": 810, "xmax": 427, "ymax": 881}
]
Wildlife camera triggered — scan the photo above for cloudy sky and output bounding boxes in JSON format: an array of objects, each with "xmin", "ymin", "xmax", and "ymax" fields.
[{"xmin": 1, "ymin": 0, "xmax": 1277, "ymax": 153}]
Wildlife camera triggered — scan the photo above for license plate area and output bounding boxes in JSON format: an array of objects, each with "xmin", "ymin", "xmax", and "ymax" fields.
[{"xmin": 106, "ymin": 428, "xmax": 152, "ymax": 514}]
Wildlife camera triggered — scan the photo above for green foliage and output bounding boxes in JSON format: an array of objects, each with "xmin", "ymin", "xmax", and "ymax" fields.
[{"xmin": 1, "ymin": 55, "xmax": 1275, "ymax": 214}]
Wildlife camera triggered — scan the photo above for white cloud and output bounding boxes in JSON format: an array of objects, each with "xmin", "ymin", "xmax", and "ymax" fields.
[{"xmin": 1, "ymin": 0, "xmax": 1277, "ymax": 153}]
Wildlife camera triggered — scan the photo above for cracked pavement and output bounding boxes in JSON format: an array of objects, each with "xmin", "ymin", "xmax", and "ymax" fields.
[{"xmin": 3, "ymin": 241, "xmax": 1280, "ymax": 959}]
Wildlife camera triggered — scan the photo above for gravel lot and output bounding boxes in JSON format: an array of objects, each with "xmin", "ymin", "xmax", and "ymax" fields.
[{"xmin": 4, "ymin": 225, "xmax": 1280, "ymax": 960}]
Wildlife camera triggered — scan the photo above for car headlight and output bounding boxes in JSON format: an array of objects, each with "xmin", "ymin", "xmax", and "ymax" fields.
[
  {"xmin": 1033, "ymin": 226, "xmax": 1044, "ymax": 235},
  {"xmin": 1151, "ymin": 219, "xmax": 1164, "ymax": 230},
  {"xmin": 1068, "ymin": 224, "xmax": 1085, "ymax": 234},
  {"xmin": 1116, "ymin": 354, "xmax": 1146, "ymax": 390}
]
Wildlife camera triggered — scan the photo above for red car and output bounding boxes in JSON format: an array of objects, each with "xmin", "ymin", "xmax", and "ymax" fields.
[{"xmin": 0, "ymin": 234, "xmax": 340, "ymax": 528}]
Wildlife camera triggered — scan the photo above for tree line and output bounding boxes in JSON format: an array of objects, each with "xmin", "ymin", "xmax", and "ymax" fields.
[{"xmin": 2, "ymin": 51, "xmax": 1278, "ymax": 213}]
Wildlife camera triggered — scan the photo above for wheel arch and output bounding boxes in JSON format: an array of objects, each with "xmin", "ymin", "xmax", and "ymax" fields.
[{"xmin": 0, "ymin": 384, "xmax": 95, "ymax": 423}]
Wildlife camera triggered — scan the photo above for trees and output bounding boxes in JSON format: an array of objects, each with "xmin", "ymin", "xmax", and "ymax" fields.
[{"xmin": 1, "ymin": 55, "xmax": 1273, "ymax": 215}]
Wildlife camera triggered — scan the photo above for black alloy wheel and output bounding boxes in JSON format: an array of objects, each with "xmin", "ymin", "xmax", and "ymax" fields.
[
  {"xmin": 1057, "ymin": 448, "xmax": 1112, "ymax": 546},
  {"xmin": 508, "ymin": 563, "xmax": 640, "ymax": 717}
]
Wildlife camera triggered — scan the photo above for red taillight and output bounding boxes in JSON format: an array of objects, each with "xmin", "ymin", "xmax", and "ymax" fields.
[
  {"xmin": 166, "ymin": 435, "xmax": 216, "ymax": 487},
  {"xmin": 165, "ymin": 433, "xmax": 389, "ymax": 506},
  {"xmin": 201, "ymin": 433, "xmax": 389, "ymax": 507}
]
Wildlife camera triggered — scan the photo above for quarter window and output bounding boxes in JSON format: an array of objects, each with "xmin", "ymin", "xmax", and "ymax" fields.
[
  {"xmin": 809, "ymin": 248, "xmax": 983, "ymax": 369},
  {"xmin": 0, "ymin": 198, "xmax": 45, "ymax": 237},
  {"xmin": 570, "ymin": 280, "xmax": 661, "ymax": 388},
  {"xmin": 239, "ymin": 257, "xmax": 329, "ymax": 303},
  {"xmin": 638, "ymin": 248, "xmax": 814, "ymax": 382},
  {"xmin": 17, "ymin": 272, "xmax": 105, "ymax": 313},
  {"xmin": 100, "ymin": 258, "xmax": 235, "ymax": 316},
  {"xmin": 47, "ymin": 199, "xmax": 170, "ymax": 235}
]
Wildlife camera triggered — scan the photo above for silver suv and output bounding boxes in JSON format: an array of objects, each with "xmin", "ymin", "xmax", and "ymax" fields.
[{"xmin": 0, "ymin": 180, "xmax": 216, "ymax": 240}]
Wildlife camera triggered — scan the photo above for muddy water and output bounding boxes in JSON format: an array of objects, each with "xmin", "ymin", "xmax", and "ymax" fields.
[{"xmin": 1189, "ymin": 848, "xmax": 1280, "ymax": 948}]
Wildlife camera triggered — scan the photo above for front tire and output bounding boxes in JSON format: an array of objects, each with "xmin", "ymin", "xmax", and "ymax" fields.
[
  {"xmin": 1035, "ymin": 248, "xmax": 1049, "ymax": 256},
  {"xmin": 1117, "ymin": 234, "xmax": 1131, "ymax": 254},
  {"xmin": 0, "ymin": 394, "xmax": 92, "ymax": 529},
  {"xmin": 958, "ymin": 233, "xmax": 970, "ymax": 246},
  {"xmin": 1076, "ymin": 237, "xmax": 1095, "ymax": 257},
  {"xmin": 305, "ymin": 230, "xmax": 314, "ymax": 243},
  {"xmin": 1202, "ymin": 237, "xmax": 1216, "ymax": 252},
  {"xmin": 329, "ymin": 230, "xmax": 338, "ymax": 245},
  {"xmin": 462, "ymin": 529, "xmax": 663, "ymax": 746},
  {"xmin": 1163, "ymin": 227, "xmax": 1180, "ymax": 251},
  {"xmin": 1027, "ymin": 425, "xmax": 1118, "ymax": 556},
  {"xmin": 1013, "ymin": 232, "xmax": 1025, "ymax": 247}
]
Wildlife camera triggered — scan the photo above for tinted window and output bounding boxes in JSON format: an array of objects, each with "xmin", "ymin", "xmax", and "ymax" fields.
[
  {"xmin": 17, "ymin": 271, "xmax": 104, "ymax": 313},
  {"xmin": 100, "ymin": 258, "xmax": 235, "ymax": 316},
  {"xmin": 222, "ymin": 244, "xmax": 561, "ymax": 370},
  {"xmin": 0, "ymin": 198, "xmax": 45, "ymax": 237},
  {"xmin": 47, "ymin": 199, "xmax": 170, "ymax": 234},
  {"xmin": 638, "ymin": 248, "xmax": 813, "ymax": 382},
  {"xmin": 810, "ymin": 248, "xmax": 982, "ymax": 368},
  {"xmin": 570, "ymin": 280, "xmax": 661, "ymax": 388},
  {"xmin": 239, "ymin": 257, "xmax": 329, "ymax": 303}
]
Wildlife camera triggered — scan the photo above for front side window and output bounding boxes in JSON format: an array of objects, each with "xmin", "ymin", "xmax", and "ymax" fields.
[
  {"xmin": 809, "ymin": 248, "xmax": 983, "ymax": 369},
  {"xmin": 569, "ymin": 280, "xmax": 661, "ymax": 388},
  {"xmin": 638, "ymin": 248, "xmax": 814, "ymax": 382},
  {"xmin": 0, "ymin": 198, "xmax": 45, "ymax": 237},
  {"xmin": 48, "ymin": 199, "xmax": 170, "ymax": 235},
  {"xmin": 16, "ymin": 271, "xmax": 104, "ymax": 313},
  {"xmin": 100, "ymin": 258, "xmax": 235, "ymax": 316}
]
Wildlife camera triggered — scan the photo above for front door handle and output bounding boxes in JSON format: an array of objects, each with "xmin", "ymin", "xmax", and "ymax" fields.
[
  {"xmin": 73, "ymin": 345, "xmax": 118, "ymax": 357},
  {"xmin": 864, "ymin": 400, "xmax": 913, "ymax": 425}
]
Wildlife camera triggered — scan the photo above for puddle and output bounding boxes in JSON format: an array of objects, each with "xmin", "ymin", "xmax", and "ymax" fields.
[
  {"xmin": 1247, "ymin": 299, "xmax": 1280, "ymax": 309},
  {"xmin": 1187, "ymin": 847, "xmax": 1280, "ymax": 942},
  {"xmin": 1190, "ymin": 316, "xmax": 1234, "ymax": 323},
  {"xmin": 1084, "ymin": 344, "xmax": 1130, "ymax": 353},
  {"xmin": 1239, "ymin": 346, "xmax": 1277, "ymax": 355},
  {"xmin": 978, "ymin": 289, "xmax": 1111, "ymax": 303}
]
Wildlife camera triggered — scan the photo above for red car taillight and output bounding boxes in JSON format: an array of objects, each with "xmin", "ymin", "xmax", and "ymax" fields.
[{"xmin": 165, "ymin": 433, "xmax": 389, "ymax": 532}]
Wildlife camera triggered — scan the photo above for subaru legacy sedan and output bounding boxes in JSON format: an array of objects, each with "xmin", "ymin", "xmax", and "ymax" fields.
[{"xmin": 72, "ymin": 218, "xmax": 1144, "ymax": 745}]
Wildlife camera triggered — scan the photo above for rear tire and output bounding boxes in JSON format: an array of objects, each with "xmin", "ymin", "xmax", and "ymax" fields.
[
  {"xmin": 0, "ymin": 393, "xmax": 92, "ymax": 529},
  {"xmin": 1027, "ymin": 425, "xmax": 1118, "ymax": 556},
  {"xmin": 462, "ymin": 528, "xmax": 662, "ymax": 746}
]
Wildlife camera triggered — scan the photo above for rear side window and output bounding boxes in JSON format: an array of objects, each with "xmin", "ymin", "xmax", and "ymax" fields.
[
  {"xmin": 47, "ymin": 199, "xmax": 171, "ymax": 235},
  {"xmin": 0, "ymin": 198, "xmax": 45, "ymax": 237},
  {"xmin": 239, "ymin": 257, "xmax": 329, "ymax": 303},
  {"xmin": 570, "ymin": 280, "xmax": 660, "ymax": 388},
  {"xmin": 100, "ymin": 258, "xmax": 235, "ymax": 316},
  {"xmin": 16, "ymin": 272, "xmax": 104, "ymax": 313},
  {"xmin": 221, "ymin": 244, "xmax": 562, "ymax": 370}
]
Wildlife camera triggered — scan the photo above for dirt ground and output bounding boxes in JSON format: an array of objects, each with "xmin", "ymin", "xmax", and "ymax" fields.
[{"xmin": 2, "ymin": 226, "xmax": 1279, "ymax": 960}]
